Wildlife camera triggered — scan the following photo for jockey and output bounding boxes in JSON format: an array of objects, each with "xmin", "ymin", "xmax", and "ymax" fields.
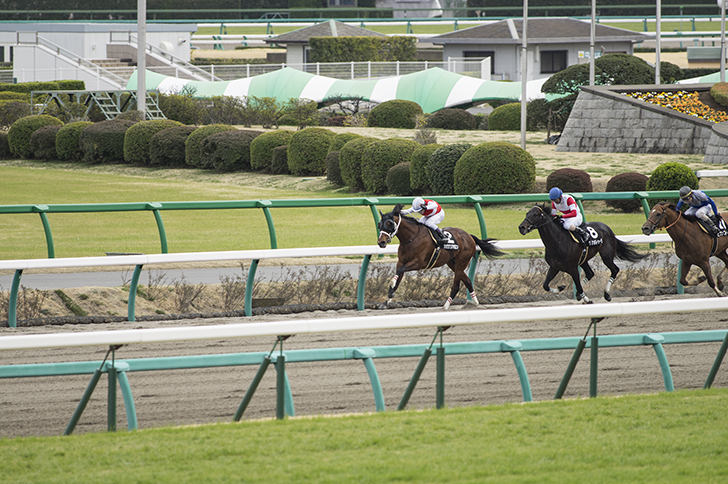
[
  {"xmin": 676, "ymin": 186, "xmax": 720, "ymax": 235},
  {"xmin": 549, "ymin": 187, "xmax": 589, "ymax": 246},
  {"xmin": 401, "ymin": 197, "xmax": 447, "ymax": 246}
]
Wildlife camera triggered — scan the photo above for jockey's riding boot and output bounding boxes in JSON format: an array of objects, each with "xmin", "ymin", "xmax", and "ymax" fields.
[
  {"xmin": 574, "ymin": 226, "xmax": 589, "ymax": 247},
  {"xmin": 435, "ymin": 228, "xmax": 447, "ymax": 247},
  {"xmin": 702, "ymin": 217, "xmax": 718, "ymax": 236}
]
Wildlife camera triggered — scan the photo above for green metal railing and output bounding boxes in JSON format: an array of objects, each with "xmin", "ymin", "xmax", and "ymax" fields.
[{"xmin": 1, "ymin": 328, "xmax": 725, "ymax": 434}]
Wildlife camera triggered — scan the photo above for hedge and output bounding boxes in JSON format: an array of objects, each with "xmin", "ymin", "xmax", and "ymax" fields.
[
  {"xmin": 0, "ymin": 131, "xmax": 10, "ymax": 159},
  {"xmin": 79, "ymin": 119, "xmax": 136, "ymax": 163},
  {"xmin": 453, "ymin": 142, "xmax": 536, "ymax": 194},
  {"xmin": 326, "ymin": 150, "xmax": 344, "ymax": 186},
  {"xmin": 149, "ymin": 125, "xmax": 197, "ymax": 167},
  {"xmin": 7, "ymin": 114, "xmax": 63, "ymax": 159},
  {"xmin": 367, "ymin": 99, "xmax": 423, "ymax": 129},
  {"xmin": 428, "ymin": 143, "xmax": 472, "ymax": 195},
  {"xmin": 646, "ymin": 162, "xmax": 699, "ymax": 192},
  {"xmin": 123, "ymin": 119, "xmax": 183, "ymax": 165},
  {"xmin": 271, "ymin": 145, "xmax": 289, "ymax": 174},
  {"xmin": 56, "ymin": 121, "xmax": 94, "ymax": 161},
  {"xmin": 250, "ymin": 129, "xmax": 293, "ymax": 172},
  {"xmin": 488, "ymin": 103, "xmax": 521, "ymax": 131},
  {"xmin": 546, "ymin": 168, "xmax": 593, "ymax": 193},
  {"xmin": 29, "ymin": 125, "xmax": 61, "ymax": 160},
  {"xmin": 386, "ymin": 162, "xmax": 412, "ymax": 196},
  {"xmin": 203, "ymin": 129, "xmax": 262, "ymax": 171},
  {"xmin": 329, "ymin": 132, "xmax": 361, "ymax": 153},
  {"xmin": 308, "ymin": 36, "xmax": 416, "ymax": 62},
  {"xmin": 361, "ymin": 138, "xmax": 419, "ymax": 194},
  {"xmin": 606, "ymin": 172, "xmax": 649, "ymax": 212},
  {"xmin": 185, "ymin": 124, "xmax": 237, "ymax": 169},
  {"xmin": 340, "ymin": 136, "xmax": 376, "ymax": 191},
  {"xmin": 425, "ymin": 108, "xmax": 476, "ymax": 130},
  {"xmin": 158, "ymin": 94, "xmax": 203, "ymax": 125},
  {"xmin": 286, "ymin": 127, "xmax": 335, "ymax": 176},
  {"xmin": 410, "ymin": 143, "xmax": 441, "ymax": 193}
]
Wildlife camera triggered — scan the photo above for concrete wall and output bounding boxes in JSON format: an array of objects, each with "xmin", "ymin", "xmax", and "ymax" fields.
[
  {"xmin": 704, "ymin": 122, "xmax": 728, "ymax": 164},
  {"xmin": 557, "ymin": 85, "xmax": 715, "ymax": 154}
]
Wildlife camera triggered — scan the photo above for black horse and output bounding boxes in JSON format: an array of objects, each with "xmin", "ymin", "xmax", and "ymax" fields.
[{"xmin": 517, "ymin": 203, "xmax": 646, "ymax": 303}]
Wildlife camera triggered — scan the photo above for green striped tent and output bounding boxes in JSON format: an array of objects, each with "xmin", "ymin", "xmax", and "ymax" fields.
[{"xmin": 127, "ymin": 67, "xmax": 540, "ymax": 113}]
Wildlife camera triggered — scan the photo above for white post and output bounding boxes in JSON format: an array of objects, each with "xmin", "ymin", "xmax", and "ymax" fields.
[
  {"xmin": 211, "ymin": 64, "xmax": 215, "ymax": 81},
  {"xmin": 368, "ymin": 60, "xmax": 371, "ymax": 78},
  {"xmin": 722, "ymin": 0, "xmax": 727, "ymax": 83},
  {"xmin": 396, "ymin": 60, "xmax": 400, "ymax": 76},
  {"xmin": 655, "ymin": 0, "xmax": 661, "ymax": 84},
  {"xmin": 520, "ymin": 0, "xmax": 528, "ymax": 150},
  {"xmin": 589, "ymin": 0, "xmax": 595, "ymax": 85},
  {"xmin": 137, "ymin": 0, "xmax": 146, "ymax": 117}
]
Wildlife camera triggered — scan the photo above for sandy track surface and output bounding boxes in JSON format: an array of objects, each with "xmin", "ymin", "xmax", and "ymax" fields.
[{"xmin": 1, "ymin": 294, "xmax": 727, "ymax": 438}]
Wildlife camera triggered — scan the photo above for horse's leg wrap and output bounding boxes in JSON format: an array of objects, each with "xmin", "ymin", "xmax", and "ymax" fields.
[
  {"xmin": 605, "ymin": 276, "xmax": 615, "ymax": 293},
  {"xmin": 390, "ymin": 274, "xmax": 398, "ymax": 288},
  {"xmin": 443, "ymin": 296, "xmax": 453, "ymax": 310},
  {"xmin": 579, "ymin": 293, "xmax": 592, "ymax": 304},
  {"xmin": 548, "ymin": 287, "xmax": 561, "ymax": 294},
  {"xmin": 469, "ymin": 291, "xmax": 479, "ymax": 306}
]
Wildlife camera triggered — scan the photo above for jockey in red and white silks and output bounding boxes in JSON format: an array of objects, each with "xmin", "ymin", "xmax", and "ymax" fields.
[
  {"xmin": 402, "ymin": 197, "xmax": 445, "ymax": 232},
  {"xmin": 549, "ymin": 187, "xmax": 583, "ymax": 231}
]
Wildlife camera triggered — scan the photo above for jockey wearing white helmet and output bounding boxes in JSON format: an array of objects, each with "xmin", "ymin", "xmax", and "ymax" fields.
[{"xmin": 401, "ymin": 197, "xmax": 447, "ymax": 246}]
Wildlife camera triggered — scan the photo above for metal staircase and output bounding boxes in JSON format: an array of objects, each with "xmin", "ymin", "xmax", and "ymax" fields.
[{"xmin": 32, "ymin": 90, "xmax": 166, "ymax": 120}]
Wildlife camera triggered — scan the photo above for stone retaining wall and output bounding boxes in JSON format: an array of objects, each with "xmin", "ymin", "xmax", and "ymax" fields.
[
  {"xmin": 704, "ymin": 121, "xmax": 728, "ymax": 164},
  {"xmin": 556, "ymin": 84, "xmax": 715, "ymax": 155}
]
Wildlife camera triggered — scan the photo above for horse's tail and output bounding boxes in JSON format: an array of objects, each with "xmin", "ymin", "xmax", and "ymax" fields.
[
  {"xmin": 615, "ymin": 238, "xmax": 647, "ymax": 262},
  {"xmin": 471, "ymin": 235, "xmax": 505, "ymax": 258}
]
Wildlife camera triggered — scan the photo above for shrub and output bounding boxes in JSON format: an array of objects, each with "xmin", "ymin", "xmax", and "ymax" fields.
[
  {"xmin": 79, "ymin": 119, "xmax": 136, "ymax": 163},
  {"xmin": 488, "ymin": 103, "xmax": 521, "ymax": 131},
  {"xmin": 56, "ymin": 80, "xmax": 85, "ymax": 90},
  {"xmin": 367, "ymin": 100, "xmax": 423, "ymax": 129},
  {"xmin": 7, "ymin": 114, "xmax": 63, "ymax": 159},
  {"xmin": 0, "ymin": 102, "xmax": 31, "ymax": 129},
  {"xmin": 199, "ymin": 96, "xmax": 248, "ymax": 125},
  {"xmin": 309, "ymin": 36, "xmax": 416, "ymax": 62},
  {"xmin": 0, "ymin": 91, "xmax": 29, "ymax": 102},
  {"xmin": 660, "ymin": 61, "xmax": 682, "ymax": 84},
  {"xmin": 386, "ymin": 162, "xmax": 412, "ymax": 196},
  {"xmin": 340, "ymin": 136, "xmax": 376, "ymax": 191},
  {"xmin": 286, "ymin": 127, "xmax": 335, "ymax": 175},
  {"xmin": 646, "ymin": 162, "xmax": 699, "ymax": 192},
  {"xmin": 150, "ymin": 125, "xmax": 197, "ymax": 167},
  {"xmin": 544, "ymin": 94, "xmax": 577, "ymax": 133},
  {"xmin": 159, "ymin": 94, "xmax": 203, "ymax": 124},
  {"xmin": 425, "ymin": 108, "xmax": 476, "ymax": 130},
  {"xmin": 542, "ymin": 53, "xmax": 654, "ymax": 96},
  {"xmin": 546, "ymin": 168, "xmax": 593, "ymax": 194},
  {"xmin": 55, "ymin": 121, "xmax": 94, "ymax": 161},
  {"xmin": 250, "ymin": 129, "xmax": 293, "ymax": 172},
  {"xmin": 526, "ymin": 98, "xmax": 549, "ymax": 131},
  {"xmin": 326, "ymin": 150, "xmax": 344, "ymax": 186},
  {"xmin": 271, "ymin": 145, "xmax": 289, "ymax": 174},
  {"xmin": 116, "ymin": 110, "xmax": 145, "ymax": 122},
  {"xmin": 123, "ymin": 119, "xmax": 182, "ymax": 165},
  {"xmin": 410, "ymin": 143, "xmax": 441, "ymax": 193},
  {"xmin": 329, "ymin": 132, "xmax": 361, "ymax": 153},
  {"xmin": 428, "ymin": 143, "xmax": 472, "ymax": 195},
  {"xmin": 0, "ymin": 131, "xmax": 10, "ymax": 159},
  {"xmin": 361, "ymin": 138, "xmax": 419, "ymax": 194},
  {"xmin": 185, "ymin": 124, "xmax": 236, "ymax": 168},
  {"xmin": 711, "ymin": 82, "xmax": 728, "ymax": 108},
  {"xmin": 453, "ymin": 142, "xmax": 536, "ymax": 194},
  {"xmin": 605, "ymin": 172, "xmax": 649, "ymax": 212},
  {"xmin": 29, "ymin": 125, "xmax": 61, "ymax": 160},
  {"xmin": 203, "ymin": 129, "xmax": 262, "ymax": 171}
]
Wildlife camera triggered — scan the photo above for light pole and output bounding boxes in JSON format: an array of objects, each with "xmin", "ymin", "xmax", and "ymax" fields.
[
  {"xmin": 656, "ymin": 0, "xmax": 661, "ymax": 84},
  {"xmin": 137, "ymin": 0, "xmax": 146, "ymax": 117},
  {"xmin": 589, "ymin": 0, "xmax": 595, "ymax": 85},
  {"xmin": 721, "ymin": 0, "xmax": 726, "ymax": 82},
  {"xmin": 520, "ymin": 0, "xmax": 528, "ymax": 150}
]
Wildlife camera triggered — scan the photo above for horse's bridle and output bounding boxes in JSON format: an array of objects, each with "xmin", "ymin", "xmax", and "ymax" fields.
[
  {"xmin": 524, "ymin": 206, "xmax": 553, "ymax": 231},
  {"xmin": 648, "ymin": 205, "xmax": 681, "ymax": 231},
  {"xmin": 379, "ymin": 214, "xmax": 402, "ymax": 243}
]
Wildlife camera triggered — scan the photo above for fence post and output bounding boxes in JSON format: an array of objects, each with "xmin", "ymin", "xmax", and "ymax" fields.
[
  {"xmin": 148, "ymin": 203, "xmax": 168, "ymax": 253},
  {"xmin": 127, "ymin": 264, "xmax": 143, "ymax": 322},
  {"xmin": 244, "ymin": 259, "xmax": 259, "ymax": 316},
  {"xmin": 33, "ymin": 205, "xmax": 55, "ymax": 258},
  {"xmin": 8, "ymin": 269, "xmax": 23, "ymax": 328},
  {"xmin": 357, "ymin": 254, "xmax": 371, "ymax": 311},
  {"xmin": 705, "ymin": 331, "xmax": 728, "ymax": 389}
]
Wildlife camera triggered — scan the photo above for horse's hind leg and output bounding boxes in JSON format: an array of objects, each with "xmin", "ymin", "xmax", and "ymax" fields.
[
  {"xmin": 580, "ymin": 261, "xmax": 595, "ymax": 281},
  {"xmin": 599, "ymin": 254, "xmax": 621, "ymax": 302},
  {"xmin": 697, "ymin": 260, "xmax": 724, "ymax": 297},
  {"xmin": 715, "ymin": 251, "xmax": 728, "ymax": 291},
  {"xmin": 444, "ymin": 271, "xmax": 470, "ymax": 310}
]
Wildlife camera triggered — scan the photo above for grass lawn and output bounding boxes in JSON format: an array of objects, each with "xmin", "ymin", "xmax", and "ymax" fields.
[{"xmin": 1, "ymin": 389, "xmax": 726, "ymax": 483}]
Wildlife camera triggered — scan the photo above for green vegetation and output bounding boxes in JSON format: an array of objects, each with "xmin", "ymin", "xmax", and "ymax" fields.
[{"xmin": 1, "ymin": 390, "xmax": 726, "ymax": 483}]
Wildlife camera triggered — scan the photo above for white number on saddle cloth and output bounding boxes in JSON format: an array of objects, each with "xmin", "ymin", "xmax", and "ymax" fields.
[
  {"xmin": 716, "ymin": 219, "xmax": 728, "ymax": 237},
  {"xmin": 585, "ymin": 226, "xmax": 603, "ymax": 246},
  {"xmin": 442, "ymin": 230, "xmax": 459, "ymax": 250}
]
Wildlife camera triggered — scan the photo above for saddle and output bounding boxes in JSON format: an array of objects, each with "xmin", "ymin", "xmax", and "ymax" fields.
[
  {"xmin": 695, "ymin": 215, "xmax": 728, "ymax": 238},
  {"xmin": 426, "ymin": 227, "xmax": 459, "ymax": 251}
]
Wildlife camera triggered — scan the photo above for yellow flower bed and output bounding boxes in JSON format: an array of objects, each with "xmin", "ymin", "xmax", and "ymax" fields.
[{"xmin": 624, "ymin": 90, "xmax": 728, "ymax": 123}]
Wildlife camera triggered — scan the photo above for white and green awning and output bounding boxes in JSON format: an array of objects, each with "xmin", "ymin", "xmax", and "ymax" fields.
[{"xmin": 128, "ymin": 67, "xmax": 544, "ymax": 113}]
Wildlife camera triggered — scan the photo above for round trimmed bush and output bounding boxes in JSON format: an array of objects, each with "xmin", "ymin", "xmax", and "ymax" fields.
[
  {"xmin": 488, "ymin": 103, "xmax": 521, "ymax": 131},
  {"xmin": 159, "ymin": 94, "xmax": 203, "ymax": 124},
  {"xmin": 711, "ymin": 82, "xmax": 728, "ymax": 108},
  {"xmin": 340, "ymin": 136, "xmax": 377, "ymax": 191},
  {"xmin": 606, "ymin": 172, "xmax": 649, "ymax": 212},
  {"xmin": 185, "ymin": 124, "xmax": 236, "ymax": 169},
  {"xmin": 203, "ymin": 129, "xmax": 262, "ymax": 171},
  {"xmin": 367, "ymin": 100, "xmax": 423, "ymax": 129},
  {"xmin": 8, "ymin": 114, "xmax": 63, "ymax": 158},
  {"xmin": 286, "ymin": 127, "xmax": 334, "ymax": 176},
  {"xmin": 386, "ymin": 162, "xmax": 412, "ymax": 195},
  {"xmin": 546, "ymin": 168, "xmax": 593, "ymax": 193},
  {"xmin": 410, "ymin": 143, "xmax": 441, "ymax": 193},
  {"xmin": 361, "ymin": 138, "xmax": 419, "ymax": 194},
  {"xmin": 329, "ymin": 132, "xmax": 361, "ymax": 153},
  {"xmin": 250, "ymin": 129, "xmax": 293, "ymax": 172},
  {"xmin": 29, "ymin": 125, "xmax": 61, "ymax": 160},
  {"xmin": 123, "ymin": 119, "xmax": 182, "ymax": 165},
  {"xmin": 425, "ymin": 108, "xmax": 476, "ymax": 130},
  {"xmin": 453, "ymin": 142, "xmax": 536, "ymax": 194},
  {"xmin": 149, "ymin": 125, "xmax": 196, "ymax": 167},
  {"xmin": 56, "ymin": 121, "xmax": 93, "ymax": 161},
  {"xmin": 271, "ymin": 145, "xmax": 289, "ymax": 174},
  {"xmin": 0, "ymin": 131, "xmax": 10, "ymax": 159},
  {"xmin": 79, "ymin": 119, "xmax": 136, "ymax": 163},
  {"xmin": 646, "ymin": 162, "xmax": 699, "ymax": 192},
  {"xmin": 0, "ymin": 102, "xmax": 32, "ymax": 130},
  {"xmin": 326, "ymin": 150, "xmax": 343, "ymax": 186},
  {"xmin": 428, "ymin": 143, "xmax": 472, "ymax": 195}
]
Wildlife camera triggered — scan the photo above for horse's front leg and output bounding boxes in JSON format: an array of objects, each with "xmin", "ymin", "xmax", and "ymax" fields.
[
  {"xmin": 543, "ymin": 266, "xmax": 566, "ymax": 294},
  {"xmin": 679, "ymin": 259, "xmax": 693, "ymax": 287},
  {"xmin": 388, "ymin": 262, "xmax": 411, "ymax": 302},
  {"xmin": 569, "ymin": 268, "xmax": 591, "ymax": 304}
]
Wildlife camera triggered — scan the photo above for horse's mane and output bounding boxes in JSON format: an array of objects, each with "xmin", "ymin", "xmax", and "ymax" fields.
[{"xmin": 390, "ymin": 203, "xmax": 419, "ymax": 225}]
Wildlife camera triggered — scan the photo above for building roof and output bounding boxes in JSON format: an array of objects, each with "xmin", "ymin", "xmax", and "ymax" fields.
[
  {"xmin": 266, "ymin": 19, "xmax": 386, "ymax": 45},
  {"xmin": 431, "ymin": 18, "xmax": 648, "ymax": 45}
]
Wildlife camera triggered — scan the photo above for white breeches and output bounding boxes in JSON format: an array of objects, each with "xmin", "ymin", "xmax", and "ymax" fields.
[
  {"xmin": 685, "ymin": 205, "xmax": 712, "ymax": 221},
  {"xmin": 418, "ymin": 211, "xmax": 444, "ymax": 230},
  {"xmin": 561, "ymin": 214, "xmax": 583, "ymax": 231}
]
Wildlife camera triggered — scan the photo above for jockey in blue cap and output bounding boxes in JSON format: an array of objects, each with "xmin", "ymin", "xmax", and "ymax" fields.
[
  {"xmin": 401, "ymin": 197, "xmax": 447, "ymax": 246},
  {"xmin": 676, "ymin": 186, "xmax": 720, "ymax": 235},
  {"xmin": 549, "ymin": 187, "xmax": 589, "ymax": 246}
]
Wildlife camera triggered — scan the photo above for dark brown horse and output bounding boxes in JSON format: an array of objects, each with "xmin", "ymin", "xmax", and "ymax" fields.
[
  {"xmin": 518, "ymin": 203, "xmax": 646, "ymax": 303},
  {"xmin": 642, "ymin": 201, "xmax": 728, "ymax": 296},
  {"xmin": 377, "ymin": 204, "xmax": 504, "ymax": 309}
]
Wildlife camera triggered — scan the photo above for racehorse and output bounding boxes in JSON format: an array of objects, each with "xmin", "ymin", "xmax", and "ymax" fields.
[
  {"xmin": 641, "ymin": 201, "xmax": 728, "ymax": 297},
  {"xmin": 518, "ymin": 203, "xmax": 646, "ymax": 303},
  {"xmin": 377, "ymin": 204, "xmax": 504, "ymax": 310}
]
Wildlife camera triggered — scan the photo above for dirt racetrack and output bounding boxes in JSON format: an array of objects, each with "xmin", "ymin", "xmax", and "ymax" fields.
[{"xmin": 1, "ymin": 293, "xmax": 727, "ymax": 439}]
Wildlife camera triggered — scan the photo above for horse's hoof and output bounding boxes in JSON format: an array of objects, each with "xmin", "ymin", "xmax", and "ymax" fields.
[
  {"xmin": 557, "ymin": 285, "xmax": 566, "ymax": 292},
  {"xmin": 718, "ymin": 279, "xmax": 725, "ymax": 292},
  {"xmin": 604, "ymin": 292, "xmax": 611, "ymax": 302},
  {"xmin": 585, "ymin": 300, "xmax": 594, "ymax": 304}
]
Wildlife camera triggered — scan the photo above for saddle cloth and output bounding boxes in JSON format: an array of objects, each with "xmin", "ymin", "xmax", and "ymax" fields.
[
  {"xmin": 428, "ymin": 228, "xmax": 459, "ymax": 250},
  {"xmin": 697, "ymin": 217, "xmax": 728, "ymax": 238},
  {"xmin": 567, "ymin": 225, "xmax": 602, "ymax": 247}
]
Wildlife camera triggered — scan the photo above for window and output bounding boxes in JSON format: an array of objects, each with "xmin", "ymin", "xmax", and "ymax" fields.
[
  {"xmin": 541, "ymin": 50, "xmax": 567, "ymax": 74},
  {"xmin": 463, "ymin": 50, "xmax": 495, "ymax": 74}
]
